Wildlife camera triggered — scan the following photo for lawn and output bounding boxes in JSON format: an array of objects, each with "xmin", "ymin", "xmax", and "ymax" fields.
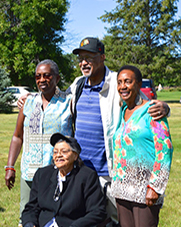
[
  {"xmin": 157, "ymin": 90, "xmax": 181, "ymax": 102},
  {"xmin": 0, "ymin": 91, "xmax": 181, "ymax": 226}
]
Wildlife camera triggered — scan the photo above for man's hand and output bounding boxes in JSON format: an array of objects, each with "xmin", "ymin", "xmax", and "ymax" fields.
[
  {"xmin": 17, "ymin": 93, "xmax": 30, "ymax": 109},
  {"xmin": 146, "ymin": 187, "xmax": 159, "ymax": 207},
  {"xmin": 148, "ymin": 100, "xmax": 170, "ymax": 120}
]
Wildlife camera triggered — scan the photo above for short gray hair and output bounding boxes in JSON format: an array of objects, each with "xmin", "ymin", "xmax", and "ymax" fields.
[{"xmin": 35, "ymin": 59, "xmax": 59, "ymax": 76}]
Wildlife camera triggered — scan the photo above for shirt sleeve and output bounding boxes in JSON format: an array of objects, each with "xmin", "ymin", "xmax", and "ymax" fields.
[
  {"xmin": 148, "ymin": 117, "xmax": 173, "ymax": 195},
  {"xmin": 59, "ymin": 94, "xmax": 73, "ymax": 137}
]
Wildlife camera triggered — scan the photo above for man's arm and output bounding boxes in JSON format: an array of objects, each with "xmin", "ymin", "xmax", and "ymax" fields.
[
  {"xmin": 140, "ymin": 90, "xmax": 170, "ymax": 120},
  {"xmin": 148, "ymin": 100, "xmax": 170, "ymax": 120}
]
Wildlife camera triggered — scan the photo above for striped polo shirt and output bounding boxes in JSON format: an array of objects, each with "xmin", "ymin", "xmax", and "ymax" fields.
[{"xmin": 75, "ymin": 77, "xmax": 108, "ymax": 176}]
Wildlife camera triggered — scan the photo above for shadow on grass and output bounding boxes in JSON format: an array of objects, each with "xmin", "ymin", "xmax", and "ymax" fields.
[
  {"xmin": 0, "ymin": 107, "xmax": 19, "ymax": 114},
  {"xmin": 164, "ymin": 100, "xmax": 181, "ymax": 103},
  {"xmin": 0, "ymin": 111, "xmax": 19, "ymax": 114},
  {"xmin": 0, "ymin": 206, "xmax": 5, "ymax": 212}
]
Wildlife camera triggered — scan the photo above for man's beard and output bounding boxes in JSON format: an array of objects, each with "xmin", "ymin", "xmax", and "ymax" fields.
[{"xmin": 81, "ymin": 67, "xmax": 92, "ymax": 77}]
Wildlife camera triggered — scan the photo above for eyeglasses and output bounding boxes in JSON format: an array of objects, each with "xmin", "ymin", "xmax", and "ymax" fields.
[
  {"xmin": 53, "ymin": 149, "xmax": 71, "ymax": 155},
  {"xmin": 35, "ymin": 73, "xmax": 53, "ymax": 81},
  {"xmin": 77, "ymin": 54, "xmax": 100, "ymax": 63}
]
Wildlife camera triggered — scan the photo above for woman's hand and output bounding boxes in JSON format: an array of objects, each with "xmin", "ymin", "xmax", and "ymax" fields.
[
  {"xmin": 5, "ymin": 169, "xmax": 16, "ymax": 190},
  {"xmin": 148, "ymin": 100, "xmax": 170, "ymax": 120},
  {"xmin": 146, "ymin": 187, "xmax": 159, "ymax": 207}
]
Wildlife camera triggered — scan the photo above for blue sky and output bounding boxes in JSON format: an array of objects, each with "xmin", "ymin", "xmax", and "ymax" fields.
[{"xmin": 62, "ymin": 0, "xmax": 181, "ymax": 53}]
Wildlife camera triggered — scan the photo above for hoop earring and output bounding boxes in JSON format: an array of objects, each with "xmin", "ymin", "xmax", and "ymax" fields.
[
  {"xmin": 135, "ymin": 93, "xmax": 143, "ymax": 106},
  {"xmin": 119, "ymin": 97, "xmax": 123, "ymax": 107}
]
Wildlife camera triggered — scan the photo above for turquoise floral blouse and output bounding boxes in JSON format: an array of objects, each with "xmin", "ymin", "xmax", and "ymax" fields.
[{"xmin": 111, "ymin": 101, "xmax": 173, "ymax": 205}]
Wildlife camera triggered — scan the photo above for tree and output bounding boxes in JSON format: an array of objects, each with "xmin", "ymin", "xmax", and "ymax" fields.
[
  {"xmin": 100, "ymin": 0, "xmax": 181, "ymax": 86},
  {"xmin": 0, "ymin": 66, "xmax": 15, "ymax": 113},
  {"xmin": 60, "ymin": 53, "xmax": 81, "ymax": 90},
  {"xmin": 0, "ymin": 0, "xmax": 73, "ymax": 89}
]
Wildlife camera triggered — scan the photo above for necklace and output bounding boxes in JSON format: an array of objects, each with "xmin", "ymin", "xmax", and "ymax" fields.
[{"xmin": 53, "ymin": 184, "xmax": 62, "ymax": 202}]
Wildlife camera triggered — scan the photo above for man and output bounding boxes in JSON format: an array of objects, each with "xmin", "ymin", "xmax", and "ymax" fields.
[{"xmin": 67, "ymin": 37, "xmax": 169, "ymax": 225}]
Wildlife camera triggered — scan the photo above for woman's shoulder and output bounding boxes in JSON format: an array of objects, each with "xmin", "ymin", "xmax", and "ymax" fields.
[
  {"xmin": 35, "ymin": 164, "xmax": 55, "ymax": 176},
  {"xmin": 54, "ymin": 87, "xmax": 72, "ymax": 101},
  {"xmin": 23, "ymin": 93, "xmax": 41, "ymax": 113},
  {"xmin": 77, "ymin": 165, "xmax": 98, "ymax": 178},
  {"xmin": 24, "ymin": 93, "xmax": 40, "ymax": 106},
  {"xmin": 135, "ymin": 100, "xmax": 150, "ymax": 115},
  {"xmin": 140, "ymin": 100, "xmax": 150, "ymax": 109}
]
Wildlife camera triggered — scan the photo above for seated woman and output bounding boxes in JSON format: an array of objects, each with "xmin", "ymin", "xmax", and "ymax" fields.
[
  {"xmin": 111, "ymin": 65, "xmax": 173, "ymax": 227},
  {"xmin": 22, "ymin": 133, "xmax": 106, "ymax": 227}
]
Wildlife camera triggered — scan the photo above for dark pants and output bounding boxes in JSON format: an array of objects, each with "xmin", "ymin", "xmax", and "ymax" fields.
[{"xmin": 116, "ymin": 198, "xmax": 161, "ymax": 227}]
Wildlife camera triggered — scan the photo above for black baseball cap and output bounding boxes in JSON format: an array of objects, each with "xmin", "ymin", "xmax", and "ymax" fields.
[
  {"xmin": 50, "ymin": 133, "xmax": 81, "ymax": 154},
  {"xmin": 73, "ymin": 37, "xmax": 104, "ymax": 55}
]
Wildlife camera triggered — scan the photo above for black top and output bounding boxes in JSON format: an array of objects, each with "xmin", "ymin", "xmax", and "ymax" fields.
[{"xmin": 22, "ymin": 164, "xmax": 106, "ymax": 227}]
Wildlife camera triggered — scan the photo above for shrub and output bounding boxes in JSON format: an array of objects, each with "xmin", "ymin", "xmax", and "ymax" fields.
[{"xmin": 0, "ymin": 67, "xmax": 15, "ymax": 113}]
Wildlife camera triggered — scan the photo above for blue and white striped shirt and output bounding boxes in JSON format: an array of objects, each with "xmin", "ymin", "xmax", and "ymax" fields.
[{"xmin": 75, "ymin": 77, "xmax": 108, "ymax": 176}]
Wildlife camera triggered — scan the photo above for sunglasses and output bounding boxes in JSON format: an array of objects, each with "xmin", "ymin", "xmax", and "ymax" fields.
[
  {"xmin": 77, "ymin": 54, "xmax": 100, "ymax": 63},
  {"xmin": 35, "ymin": 73, "xmax": 53, "ymax": 80}
]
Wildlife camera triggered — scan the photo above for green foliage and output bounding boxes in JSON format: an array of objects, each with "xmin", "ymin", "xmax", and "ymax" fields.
[
  {"xmin": 100, "ymin": 0, "xmax": 181, "ymax": 86},
  {"xmin": 168, "ymin": 88, "xmax": 174, "ymax": 92},
  {"xmin": 59, "ymin": 53, "xmax": 81, "ymax": 91},
  {"xmin": 0, "ymin": 0, "xmax": 73, "ymax": 88},
  {"xmin": 0, "ymin": 66, "xmax": 15, "ymax": 113}
]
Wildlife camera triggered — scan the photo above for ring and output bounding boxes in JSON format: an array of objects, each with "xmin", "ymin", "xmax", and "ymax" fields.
[{"xmin": 158, "ymin": 111, "xmax": 161, "ymax": 115}]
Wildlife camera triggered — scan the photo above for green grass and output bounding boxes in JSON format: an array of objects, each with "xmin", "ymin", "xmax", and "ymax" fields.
[
  {"xmin": 0, "ymin": 111, "xmax": 21, "ymax": 226},
  {"xmin": 0, "ymin": 92, "xmax": 181, "ymax": 226},
  {"xmin": 158, "ymin": 102, "xmax": 181, "ymax": 226},
  {"xmin": 157, "ymin": 90, "xmax": 181, "ymax": 102}
]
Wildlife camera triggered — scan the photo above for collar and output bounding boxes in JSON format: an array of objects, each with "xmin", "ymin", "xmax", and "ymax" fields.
[
  {"xmin": 57, "ymin": 171, "xmax": 70, "ymax": 182},
  {"xmin": 84, "ymin": 74, "xmax": 105, "ymax": 90}
]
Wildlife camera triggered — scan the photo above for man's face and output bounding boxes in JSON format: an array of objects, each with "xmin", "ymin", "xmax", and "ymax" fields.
[{"xmin": 78, "ymin": 50, "xmax": 104, "ymax": 77}]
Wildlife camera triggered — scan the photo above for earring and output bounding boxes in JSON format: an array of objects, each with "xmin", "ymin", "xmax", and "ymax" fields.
[
  {"xmin": 135, "ymin": 93, "xmax": 143, "ymax": 106},
  {"xmin": 74, "ymin": 161, "xmax": 77, "ymax": 168},
  {"xmin": 119, "ymin": 97, "xmax": 123, "ymax": 107}
]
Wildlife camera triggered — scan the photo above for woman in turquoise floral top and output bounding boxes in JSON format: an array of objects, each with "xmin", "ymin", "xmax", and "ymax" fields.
[{"xmin": 111, "ymin": 65, "xmax": 173, "ymax": 227}]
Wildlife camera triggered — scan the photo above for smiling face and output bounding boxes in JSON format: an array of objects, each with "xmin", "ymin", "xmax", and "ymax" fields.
[
  {"xmin": 53, "ymin": 141, "xmax": 78, "ymax": 176},
  {"xmin": 78, "ymin": 50, "xmax": 105, "ymax": 78},
  {"xmin": 35, "ymin": 64, "xmax": 60, "ymax": 96},
  {"xmin": 117, "ymin": 69, "xmax": 142, "ymax": 106}
]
